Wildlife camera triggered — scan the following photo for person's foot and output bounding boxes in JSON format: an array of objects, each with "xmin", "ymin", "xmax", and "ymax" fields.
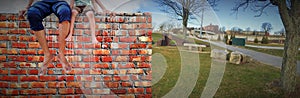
[
  {"xmin": 39, "ymin": 55, "xmax": 54, "ymax": 75},
  {"xmin": 57, "ymin": 55, "xmax": 72, "ymax": 72}
]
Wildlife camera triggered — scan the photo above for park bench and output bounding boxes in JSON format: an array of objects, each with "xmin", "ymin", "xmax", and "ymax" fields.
[{"xmin": 183, "ymin": 43, "xmax": 206, "ymax": 52}]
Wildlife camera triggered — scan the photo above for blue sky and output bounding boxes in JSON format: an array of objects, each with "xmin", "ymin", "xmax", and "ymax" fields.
[
  {"xmin": 138, "ymin": 0, "xmax": 284, "ymax": 34},
  {"xmin": 0, "ymin": 0, "xmax": 284, "ymax": 34}
]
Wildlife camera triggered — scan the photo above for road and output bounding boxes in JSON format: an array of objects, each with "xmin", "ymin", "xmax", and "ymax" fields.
[
  {"xmin": 246, "ymin": 45, "xmax": 300, "ymax": 50},
  {"xmin": 191, "ymin": 37, "xmax": 300, "ymax": 74}
]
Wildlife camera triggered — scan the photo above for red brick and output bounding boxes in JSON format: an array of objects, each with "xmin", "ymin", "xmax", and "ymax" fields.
[
  {"xmin": 75, "ymin": 88, "xmax": 92, "ymax": 94},
  {"xmin": 28, "ymin": 42, "xmax": 40, "ymax": 48},
  {"xmin": 115, "ymin": 56, "xmax": 128, "ymax": 62},
  {"xmin": 8, "ymin": 29, "xmax": 27, "ymax": 34},
  {"xmin": 0, "ymin": 76, "xmax": 18, "ymax": 82},
  {"xmin": 105, "ymin": 82, "xmax": 119, "ymax": 88},
  {"xmin": 119, "ymin": 37, "xmax": 137, "ymax": 42},
  {"xmin": 10, "ymin": 69, "xmax": 27, "ymax": 75},
  {"xmin": 0, "ymin": 35, "xmax": 8, "ymax": 40},
  {"xmin": 0, "ymin": 43, "xmax": 6, "ymax": 48},
  {"xmin": 128, "ymin": 88, "xmax": 144, "ymax": 94},
  {"xmin": 0, "ymin": 22, "xmax": 7, "ymax": 28},
  {"xmin": 118, "ymin": 63, "xmax": 135, "ymax": 69},
  {"xmin": 66, "ymin": 82, "xmax": 82, "ymax": 88},
  {"xmin": 0, "ymin": 14, "xmax": 6, "ymax": 21},
  {"xmin": 59, "ymin": 88, "xmax": 74, "ymax": 94},
  {"xmin": 20, "ymin": 76, "xmax": 38, "ymax": 81},
  {"xmin": 57, "ymin": 76, "xmax": 75, "ymax": 81},
  {"xmin": 76, "ymin": 36, "xmax": 91, "ymax": 42},
  {"xmin": 39, "ymin": 89, "xmax": 57, "ymax": 94},
  {"xmin": 90, "ymin": 69, "xmax": 102, "ymax": 74},
  {"xmin": 102, "ymin": 76, "xmax": 112, "ymax": 81},
  {"xmin": 0, "ymin": 70, "xmax": 8, "ymax": 75},
  {"xmin": 28, "ymin": 69, "xmax": 38, "ymax": 75},
  {"xmin": 48, "ymin": 42, "xmax": 59, "ymax": 48},
  {"xmin": 1, "ymin": 62, "xmax": 17, "ymax": 68},
  {"xmin": 74, "ymin": 49, "xmax": 92, "ymax": 55},
  {"xmin": 0, "ymin": 82, "xmax": 9, "ymax": 88},
  {"xmin": 85, "ymin": 82, "xmax": 102, "ymax": 88},
  {"xmin": 83, "ymin": 56, "xmax": 100, "ymax": 62},
  {"xmin": 147, "ymin": 30, "xmax": 152, "ymax": 36},
  {"xmin": 141, "ymin": 75, "xmax": 152, "ymax": 81},
  {"xmin": 48, "ymin": 82, "xmax": 65, "ymax": 88},
  {"xmin": 67, "ymin": 43, "xmax": 83, "ymax": 48},
  {"xmin": 72, "ymin": 63, "xmax": 90, "ymax": 68},
  {"xmin": 134, "ymin": 81, "xmax": 151, "ymax": 87},
  {"xmin": 92, "ymin": 89, "xmax": 110, "ymax": 94},
  {"xmin": 39, "ymin": 76, "xmax": 56, "ymax": 81},
  {"xmin": 27, "ymin": 56, "xmax": 43, "ymax": 62},
  {"xmin": 93, "ymin": 63, "xmax": 109, "ymax": 68},
  {"xmin": 121, "ymin": 82, "xmax": 133, "ymax": 87},
  {"xmin": 31, "ymin": 82, "xmax": 46, "ymax": 88},
  {"xmin": 20, "ymin": 89, "xmax": 38, "ymax": 95},
  {"xmin": 19, "ymin": 62, "xmax": 37, "ymax": 68},
  {"xmin": 84, "ymin": 43, "xmax": 101, "ymax": 48},
  {"xmin": 129, "ymin": 56, "xmax": 146, "ymax": 62},
  {"xmin": 76, "ymin": 76, "xmax": 93, "ymax": 82},
  {"xmin": 19, "ymin": 49, "xmax": 36, "ymax": 55},
  {"xmin": 1, "ymin": 89, "xmax": 19, "ymax": 95},
  {"xmin": 0, "ymin": 56, "xmax": 6, "ymax": 61},
  {"xmin": 37, "ymin": 49, "xmax": 56, "ymax": 55},
  {"xmin": 130, "ymin": 44, "xmax": 147, "ymax": 49},
  {"xmin": 138, "ymin": 62, "xmax": 151, "ymax": 68},
  {"xmin": 127, "ymin": 69, "xmax": 144, "ymax": 74},
  {"xmin": 120, "ymin": 50, "xmax": 137, "ymax": 55},
  {"xmin": 110, "ymin": 89, "xmax": 126, "ymax": 94},
  {"xmin": 12, "ymin": 42, "xmax": 26, "ymax": 48},
  {"xmin": 104, "ymin": 37, "xmax": 113, "ymax": 42},
  {"xmin": 146, "ymin": 88, "xmax": 152, "ymax": 94},
  {"xmin": 19, "ymin": 21, "xmax": 30, "ymax": 28},
  {"xmin": 101, "ymin": 56, "xmax": 112, "ymax": 62},
  {"xmin": 93, "ymin": 49, "xmax": 110, "ymax": 55},
  {"xmin": 136, "ymin": 94, "xmax": 152, "ymax": 98}
]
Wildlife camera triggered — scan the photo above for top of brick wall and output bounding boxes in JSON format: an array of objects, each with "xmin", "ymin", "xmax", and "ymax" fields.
[{"xmin": 0, "ymin": 12, "xmax": 152, "ymax": 21}]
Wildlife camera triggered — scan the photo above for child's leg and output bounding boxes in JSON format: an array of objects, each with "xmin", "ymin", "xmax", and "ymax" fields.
[
  {"xmin": 66, "ymin": 9, "xmax": 79, "ymax": 41},
  {"xmin": 85, "ymin": 11, "xmax": 98, "ymax": 43}
]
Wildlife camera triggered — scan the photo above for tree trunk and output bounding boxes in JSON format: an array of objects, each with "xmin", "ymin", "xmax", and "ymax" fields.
[
  {"xmin": 277, "ymin": 0, "xmax": 300, "ymax": 95},
  {"xmin": 182, "ymin": 8, "xmax": 189, "ymax": 37}
]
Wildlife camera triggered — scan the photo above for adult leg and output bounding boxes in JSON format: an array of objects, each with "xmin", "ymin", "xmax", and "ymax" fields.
[
  {"xmin": 53, "ymin": 2, "xmax": 72, "ymax": 71},
  {"xmin": 86, "ymin": 11, "xmax": 98, "ymax": 43},
  {"xmin": 65, "ymin": 9, "xmax": 79, "ymax": 41},
  {"xmin": 27, "ymin": 3, "xmax": 54, "ymax": 75}
]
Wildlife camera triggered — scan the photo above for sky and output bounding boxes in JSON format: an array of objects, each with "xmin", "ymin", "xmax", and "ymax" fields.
[{"xmin": 0, "ymin": 0, "xmax": 284, "ymax": 34}]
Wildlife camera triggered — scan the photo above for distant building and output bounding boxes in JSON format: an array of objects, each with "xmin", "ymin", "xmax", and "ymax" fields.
[
  {"xmin": 226, "ymin": 30, "xmax": 266, "ymax": 36},
  {"xmin": 203, "ymin": 24, "xmax": 220, "ymax": 33}
]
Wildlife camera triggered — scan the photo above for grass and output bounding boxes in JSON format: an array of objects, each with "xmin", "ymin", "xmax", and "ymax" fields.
[
  {"xmin": 152, "ymin": 33, "xmax": 284, "ymax": 97},
  {"xmin": 244, "ymin": 46, "xmax": 300, "ymax": 61}
]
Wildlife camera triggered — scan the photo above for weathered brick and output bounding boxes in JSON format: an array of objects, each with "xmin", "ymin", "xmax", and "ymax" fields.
[
  {"xmin": 83, "ymin": 56, "xmax": 100, "ymax": 62},
  {"xmin": 111, "ymin": 89, "xmax": 126, "ymax": 94},
  {"xmin": 1, "ymin": 89, "xmax": 19, "ymax": 95},
  {"xmin": 20, "ymin": 89, "xmax": 38, "ymax": 95},
  {"xmin": 92, "ymin": 89, "xmax": 110, "ymax": 94},
  {"xmin": 10, "ymin": 69, "xmax": 27, "ymax": 75},
  {"xmin": 84, "ymin": 82, "xmax": 102, "ymax": 88},
  {"xmin": 115, "ymin": 56, "xmax": 129, "ymax": 62},
  {"xmin": 0, "ymin": 76, "xmax": 18, "ymax": 82},
  {"xmin": 66, "ymin": 82, "xmax": 82, "ymax": 88},
  {"xmin": 93, "ymin": 49, "xmax": 110, "ymax": 55},
  {"xmin": 31, "ymin": 82, "xmax": 46, "ymax": 88},
  {"xmin": 121, "ymin": 82, "xmax": 133, "ymax": 87},
  {"xmin": 76, "ymin": 76, "xmax": 93, "ymax": 82},
  {"xmin": 134, "ymin": 81, "xmax": 151, "ymax": 87},
  {"xmin": 75, "ymin": 88, "xmax": 92, "ymax": 94},
  {"xmin": 105, "ymin": 82, "xmax": 119, "ymax": 88},
  {"xmin": 12, "ymin": 42, "xmax": 26, "ymax": 48},
  {"xmin": 90, "ymin": 69, "xmax": 102, "ymax": 74},
  {"xmin": 128, "ymin": 88, "xmax": 144, "ymax": 94},
  {"xmin": 93, "ymin": 63, "xmax": 109, "ymax": 68},
  {"xmin": 0, "ymin": 82, "xmax": 9, "ymax": 88},
  {"xmin": 101, "ymin": 56, "xmax": 112, "ymax": 62},
  {"xmin": 120, "ymin": 37, "xmax": 137, "ymax": 42},
  {"xmin": 59, "ymin": 88, "xmax": 74, "ymax": 94},
  {"xmin": 39, "ymin": 89, "xmax": 57, "ymax": 94},
  {"xmin": 39, "ymin": 76, "xmax": 57, "ymax": 81},
  {"xmin": 20, "ymin": 76, "xmax": 38, "ymax": 81},
  {"xmin": 0, "ymin": 70, "xmax": 8, "ymax": 75}
]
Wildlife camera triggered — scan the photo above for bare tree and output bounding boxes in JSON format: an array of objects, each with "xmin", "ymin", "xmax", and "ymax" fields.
[
  {"xmin": 232, "ymin": 0, "xmax": 300, "ymax": 95},
  {"xmin": 261, "ymin": 22, "xmax": 273, "ymax": 35},
  {"xmin": 155, "ymin": 0, "xmax": 218, "ymax": 35}
]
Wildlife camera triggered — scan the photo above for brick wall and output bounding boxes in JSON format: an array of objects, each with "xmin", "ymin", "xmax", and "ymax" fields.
[{"xmin": 0, "ymin": 13, "xmax": 152, "ymax": 97}]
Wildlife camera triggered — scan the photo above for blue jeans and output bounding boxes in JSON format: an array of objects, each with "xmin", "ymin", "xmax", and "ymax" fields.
[{"xmin": 27, "ymin": 1, "xmax": 71, "ymax": 31}]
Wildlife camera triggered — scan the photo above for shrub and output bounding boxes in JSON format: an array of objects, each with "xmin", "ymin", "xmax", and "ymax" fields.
[
  {"xmin": 254, "ymin": 37, "xmax": 259, "ymax": 43},
  {"xmin": 261, "ymin": 36, "xmax": 269, "ymax": 44}
]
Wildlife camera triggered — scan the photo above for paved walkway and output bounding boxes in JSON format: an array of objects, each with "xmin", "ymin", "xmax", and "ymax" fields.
[
  {"xmin": 246, "ymin": 44, "xmax": 300, "ymax": 50},
  {"xmin": 191, "ymin": 37, "xmax": 300, "ymax": 74}
]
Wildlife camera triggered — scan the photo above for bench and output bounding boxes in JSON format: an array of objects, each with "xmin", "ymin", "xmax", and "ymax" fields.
[{"xmin": 183, "ymin": 43, "xmax": 206, "ymax": 52}]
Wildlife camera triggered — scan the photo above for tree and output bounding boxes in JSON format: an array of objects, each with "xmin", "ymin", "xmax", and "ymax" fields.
[
  {"xmin": 233, "ymin": 0, "xmax": 300, "ymax": 95},
  {"xmin": 261, "ymin": 22, "xmax": 273, "ymax": 36},
  {"xmin": 254, "ymin": 37, "xmax": 259, "ymax": 43},
  {"xmin": 155, "ymin": 0, "xmax": 218, "ymax": 35}
]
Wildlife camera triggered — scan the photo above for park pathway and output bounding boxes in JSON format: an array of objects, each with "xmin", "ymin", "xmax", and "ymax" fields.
[{"xmin": 192, "ymin": 37, "xmax": 300, "ymax": 74}]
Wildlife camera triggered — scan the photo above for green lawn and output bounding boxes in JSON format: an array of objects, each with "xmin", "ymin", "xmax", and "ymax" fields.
[{"xmin": 152, "ymin": 33, "xmax": 283, "ymax": 97}]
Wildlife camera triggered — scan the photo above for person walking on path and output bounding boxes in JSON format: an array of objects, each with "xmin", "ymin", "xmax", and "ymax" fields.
[
  {"xmin": 66, "ymin": 0, "xmax": 111, "ymax": 43},
  {"xmin": 19, "ymin": 0, "xmax": 72, "ymax": 75}
]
